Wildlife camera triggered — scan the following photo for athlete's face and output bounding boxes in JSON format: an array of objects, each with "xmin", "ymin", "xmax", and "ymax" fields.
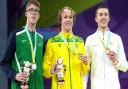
[
  {"xmin": 61, "ymin": 8, "xmax": 74, "ymax": 31},
  {"xmin": 95, "ymin": 8, "xmax": 110, "ymax": 29},
  {"xmin": 25, "ymin": 4, "xmax": 40, "ymax": 25}
]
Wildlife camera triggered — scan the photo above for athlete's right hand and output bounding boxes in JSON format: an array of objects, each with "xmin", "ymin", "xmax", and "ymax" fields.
[{"xmin": 15, "ymin": 72, "xmax": 28, "ymax": 82}]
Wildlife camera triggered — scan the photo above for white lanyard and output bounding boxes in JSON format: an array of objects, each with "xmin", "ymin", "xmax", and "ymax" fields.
[
  {"xmin": 59, "ymin": 32, "xmax": 77, "ymax": 54},
  {"xmin": 15, "ymin": 53, "xmax": 21, "ymax": 72},
  {"xmin": 25, "ymin": 26, "xmax": 37, "ymax": 63}
]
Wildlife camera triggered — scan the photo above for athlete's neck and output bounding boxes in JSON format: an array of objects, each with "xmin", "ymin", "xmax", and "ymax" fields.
[{"xmin": 26, "ymin": 23, "xmax": 36, "ymax": 32}]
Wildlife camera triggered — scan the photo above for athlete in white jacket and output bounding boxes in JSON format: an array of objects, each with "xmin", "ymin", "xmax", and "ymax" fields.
[{"xmin": 85, "ymin": 4, "xmax": 128, "ymax": 89}]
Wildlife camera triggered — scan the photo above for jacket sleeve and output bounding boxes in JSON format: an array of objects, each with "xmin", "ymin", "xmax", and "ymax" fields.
[
  {"xmin": 114, "ymin": 36, "xmax": 128, "ymax": 72},
  {"xmin": 81, "ymin": 61, "xmax": 90, "ymax": 75},
  {"xmin": 42, "ymin": 39, "xmax": 53, "ymax": 78},
  {"xmin": 81, "ymin": 39, "xmax": 90, "ymax": 75},
  {"xmin": 0, "ymin": 31, "xmax": 17, "ymax": 80}
]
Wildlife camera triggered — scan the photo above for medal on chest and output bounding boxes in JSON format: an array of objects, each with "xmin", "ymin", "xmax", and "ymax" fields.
[{"xmin": 32, "ymin": 63, "xmax": 37, "ymax": 70}]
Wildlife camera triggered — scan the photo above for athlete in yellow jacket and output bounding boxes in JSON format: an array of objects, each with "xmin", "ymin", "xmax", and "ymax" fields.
[{"xmin": 43, "ymin": 6, "xmax": 90, "ymax": 89}]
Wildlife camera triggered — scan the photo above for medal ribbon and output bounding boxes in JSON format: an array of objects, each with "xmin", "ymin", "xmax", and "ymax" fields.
[
  {"xmin": 25, "ymin": 26, "xmax": 37, "ymax": 64},
  {"xmin": 97, "ymin": 31, "xmax": 111, "ymax": 51},
  {"xmin": 59, "ymin": 32, "xmax": 77, "ymax": 55}
]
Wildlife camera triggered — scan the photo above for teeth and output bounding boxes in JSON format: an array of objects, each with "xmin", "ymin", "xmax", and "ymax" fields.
[{"xmin": 101, "ymin": 20, "xmax": 106, "ymax": 23}]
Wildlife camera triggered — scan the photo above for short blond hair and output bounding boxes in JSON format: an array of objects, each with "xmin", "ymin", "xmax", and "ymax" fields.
[{"xmin": 57, "ymin": 6, "xmax": 76, "ymax": 26}]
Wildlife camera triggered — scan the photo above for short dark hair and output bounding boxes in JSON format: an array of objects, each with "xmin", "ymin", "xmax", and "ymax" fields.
[
  {"xmin": 95, "ymin": 4, "xmax": 109, "ymax": 16},
  {"xmin": 26, "ymin": 0, "xmax": 40, "ymax": 10},
  {"xmin": 57, "ymin": 6, "xmax": 76, "ymax": 26}
]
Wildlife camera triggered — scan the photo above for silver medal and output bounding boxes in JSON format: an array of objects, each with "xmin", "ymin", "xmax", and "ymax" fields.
[
  {"xmin": 105, "ymin": 48, "xmax": 110, "ymax": 54},
  {"xmin": 32, "ymin": 63, "xmax": 37, "ymax": 70}
]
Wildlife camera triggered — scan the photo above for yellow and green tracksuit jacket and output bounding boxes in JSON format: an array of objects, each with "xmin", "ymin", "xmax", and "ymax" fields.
[{"xmin": 43, "ymin": 32, "xmax": 90, "ymax": 89}]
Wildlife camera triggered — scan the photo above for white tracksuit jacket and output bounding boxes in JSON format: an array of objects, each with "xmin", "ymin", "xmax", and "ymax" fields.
[{"xmin": 85, "ymin": 30, "xmax": 128, "ymax": 89}]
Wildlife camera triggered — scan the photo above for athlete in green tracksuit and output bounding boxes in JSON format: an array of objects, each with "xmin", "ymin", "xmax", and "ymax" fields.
[{"xmin": 1, "ymin": 1, "xmax": 44, "ymax": 89}]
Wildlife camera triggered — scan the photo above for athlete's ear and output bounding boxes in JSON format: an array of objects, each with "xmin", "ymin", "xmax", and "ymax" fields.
[{"xmin": 25, "ymin": 11, "xmax": 27, "ymax": 17}]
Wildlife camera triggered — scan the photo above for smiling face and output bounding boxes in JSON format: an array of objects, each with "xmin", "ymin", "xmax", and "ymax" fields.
[
  {"xmin": 25, "ymin": 4, "xmax": 40, "ymax": 25},
  {"xmin": 59, "ymin": 7, "xmax": 75, "ymax": 32},
  {"xmin": 95, "ymin": 8, "xmax": 110, "ymax": 30}
]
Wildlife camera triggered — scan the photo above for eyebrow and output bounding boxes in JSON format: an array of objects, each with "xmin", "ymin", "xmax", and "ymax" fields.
[{"xmin": 26, "ymin": 8, "xmax": 40, "ymax": 10}]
